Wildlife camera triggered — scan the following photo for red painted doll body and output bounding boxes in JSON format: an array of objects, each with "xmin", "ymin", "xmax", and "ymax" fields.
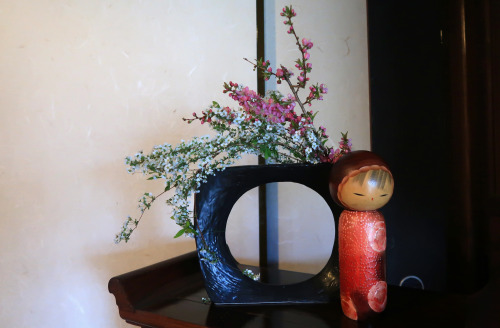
[
  {"xmin": 330, "ymin": 151, "xmax": 394, "ymax": 321},
  {"xmin": 338, "ymin": 210, "xmax": 387, "ymax": 320}
]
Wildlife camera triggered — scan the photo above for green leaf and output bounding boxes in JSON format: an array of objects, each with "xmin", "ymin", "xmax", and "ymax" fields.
[
  {"xmin": 174, "ymin": 229, "xmax": 185, "ymax": 238},
  {"xmin": 259, "ymin": 145, "xmax": 271, "ymax": 159}
]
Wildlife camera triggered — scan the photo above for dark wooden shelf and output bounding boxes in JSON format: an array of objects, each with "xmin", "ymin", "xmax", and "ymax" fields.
[{"xmin": 109, "ymin": 251, "xmax": 499, "ymax": 328}]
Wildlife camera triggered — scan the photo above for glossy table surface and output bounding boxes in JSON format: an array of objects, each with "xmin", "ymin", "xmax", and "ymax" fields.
[{"xmin": 109, "ymin": 251, "xmax": 499, "ymax": 328}]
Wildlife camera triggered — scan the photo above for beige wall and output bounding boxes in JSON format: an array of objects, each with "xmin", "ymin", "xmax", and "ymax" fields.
[{"xmin": 0, "ymin": 0, "xmax": 368, "ymax": 326}]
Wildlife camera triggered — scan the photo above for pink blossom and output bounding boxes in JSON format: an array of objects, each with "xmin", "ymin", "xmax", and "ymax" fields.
[
  {"xmin": 276, "ymin": 68, "xmax": 284, "ymax": 77},
  {"xmin": 304, "ymin": 52, "xmax": 310, "ymax": 60},
  {"xmin": 301, "ymin": 38, "xmax": 313, "ymax": 49}
]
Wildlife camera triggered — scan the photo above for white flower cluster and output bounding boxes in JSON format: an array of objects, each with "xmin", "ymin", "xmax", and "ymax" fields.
[
  {"xmin": 199, "ymin": 248, "xmax": 218, "ymax": 264},
  {"xmin": 242, "ymin": 269, "xmax": 261, "ymax": 281},
  {"xmin": 115, "ymin": 97, "xmax": 331, "ymax": 244}
]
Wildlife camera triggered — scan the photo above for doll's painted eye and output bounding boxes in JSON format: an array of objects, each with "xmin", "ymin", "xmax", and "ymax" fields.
[
  {"xmin": 380, "ymin": 194, "xmax": 388, "ymax": 197},
  {"xmin": 354, "ymin": 193, "xmax": 365, "ymax": 196}
]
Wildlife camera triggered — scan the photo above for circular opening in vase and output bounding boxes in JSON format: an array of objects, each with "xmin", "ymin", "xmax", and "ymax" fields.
[{"xmin": 225, "ymin": 182, "xmax": 336, "ymax": 285}]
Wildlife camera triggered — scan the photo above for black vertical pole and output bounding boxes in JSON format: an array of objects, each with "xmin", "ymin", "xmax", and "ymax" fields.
[{"xmin": 256, "ymin": 0, "xmax": 268, "ymax": 276}]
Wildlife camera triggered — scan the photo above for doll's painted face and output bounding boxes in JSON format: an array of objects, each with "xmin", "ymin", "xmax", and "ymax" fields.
[{"xmin": 338, "ymin": 168, "xmax": 394, "ymax": 211}]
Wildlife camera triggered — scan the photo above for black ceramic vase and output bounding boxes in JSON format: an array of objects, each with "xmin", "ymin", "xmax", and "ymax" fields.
[{"xmin": 194, "ymin": 163, "xmax": 343, "ymax": 305}]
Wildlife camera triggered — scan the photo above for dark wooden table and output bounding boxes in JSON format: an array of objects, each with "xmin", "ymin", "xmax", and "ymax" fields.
[{"xmin": 109, "ymin": 251, "xmax": 499, "ymax": 328}]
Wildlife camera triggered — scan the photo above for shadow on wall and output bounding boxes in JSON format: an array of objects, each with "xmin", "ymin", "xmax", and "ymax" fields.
[{"xmin": 94, "ymin": 239, "xmax": 196, "ymax": 277}]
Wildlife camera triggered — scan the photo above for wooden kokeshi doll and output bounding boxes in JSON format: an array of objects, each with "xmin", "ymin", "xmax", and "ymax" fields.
[{"xmin": 329, "ymin": 150, "xmax": 394, "ymax": 321}]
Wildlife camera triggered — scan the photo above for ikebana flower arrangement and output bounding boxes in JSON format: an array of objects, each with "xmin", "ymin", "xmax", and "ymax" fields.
[{"xmin": 115, "ymin": 5, "xmax": 352, "ymax": 244}]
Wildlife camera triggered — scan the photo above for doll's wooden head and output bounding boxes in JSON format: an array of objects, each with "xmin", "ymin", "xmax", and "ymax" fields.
[{"xmin": 329, "ymin": 151, "xmax": 394, "ymax": 211}]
